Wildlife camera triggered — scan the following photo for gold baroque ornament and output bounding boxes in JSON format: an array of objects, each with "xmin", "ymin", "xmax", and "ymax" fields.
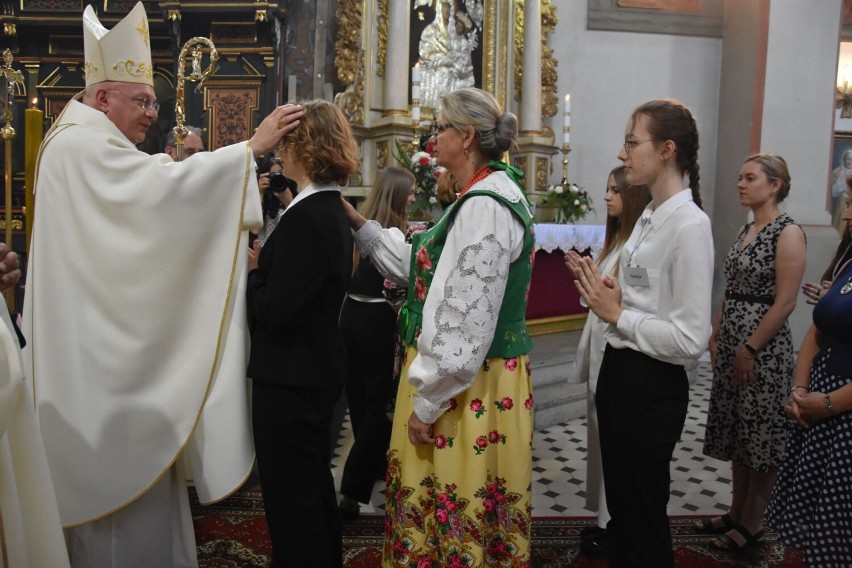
[
  {"xmin": 83, "ymin": 62, "xmax": 98, "ymax": 80},
  {"xmin": 514, "ymin": 0, "xmax": 559, "ymax": 119},
  {"xmin": 334, "ymin": 0, "xmax": 365, "ymax": 125},
  {"xmin": 136, "ymin": 18, "xmax": 150, "ymax": 47},
  {"xmin": 334, "ymin": 0, "xmax": 362, "ymax": 87},
  {"xmin": 376, "ymin": 0, "xmax": 388, "ymax": 78},
  {"xmin": 113, "ymin": 59, "xmax": 153, "ymax": 79},
  {"xmin": 336, "ymin": 50, "xmax": 365, "ymax": 125},
  {"xmin": 377, "ymin": 140, "xmax": 389, "ymax": 170},
  {"xmin": 536, "ymin": 157, "xmax": 549, "ymax": 191}
]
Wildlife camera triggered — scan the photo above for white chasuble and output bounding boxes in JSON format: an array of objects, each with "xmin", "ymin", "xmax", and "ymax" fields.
[
  {"xmin": 22, "ymin": 99, "xmax": 262, "ymax": 527},
  {"xmin": 0, "ymin": 307, "xmax": 70, "ymax": 567}
]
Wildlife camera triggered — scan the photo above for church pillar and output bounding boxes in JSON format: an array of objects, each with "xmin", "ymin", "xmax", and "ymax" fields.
[
  {"xmin": 519, "ymin": 0, "xmax": 541, "ymax": 133},
  {"xmin": 514, "ymin": 0, "xmax": 555, "ymax": 196},
  {"xmin": 383, "ymin": 0, "xmax": 411, "ymax": 115},
  {"xmin": 712, "ymin": 0, "xmax": 842, "ymax": 344}
]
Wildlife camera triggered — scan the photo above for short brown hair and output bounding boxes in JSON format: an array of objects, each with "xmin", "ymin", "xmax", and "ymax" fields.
[{"xmin": 281, "ymin": 100, "xmax": 359, "ymax": 185}]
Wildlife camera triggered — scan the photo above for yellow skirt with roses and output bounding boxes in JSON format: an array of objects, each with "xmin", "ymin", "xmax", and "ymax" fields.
[{"xmin": 382, "ymin": 346, "xmax": 534, "ymax": 568}]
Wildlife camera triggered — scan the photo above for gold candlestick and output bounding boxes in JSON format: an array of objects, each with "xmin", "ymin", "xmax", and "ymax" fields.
[
  {"xmin": 560, "ymin": 143, "xmax": 571, "ymax": 186},
  {"xmin": 173, "ymin": 37, "xmax": 218, "ymax": 160}
]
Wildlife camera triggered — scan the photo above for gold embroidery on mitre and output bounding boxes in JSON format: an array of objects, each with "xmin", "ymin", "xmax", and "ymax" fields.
[
  {"xmin": 113, "ymin": 59, "xmax": 153, "ymax": 79},
  {"xmin": 83, "ymin": 61, "xmax": 98, "ymax": 80},
  {"xmin": 136, "ymin": 18, "xmax": 150, "ymax": 46}
]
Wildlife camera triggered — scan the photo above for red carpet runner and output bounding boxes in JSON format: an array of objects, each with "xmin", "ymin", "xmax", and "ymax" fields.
[{"xmin": 191, "ymin": 488, "xmax": 803, "ymax": 567}]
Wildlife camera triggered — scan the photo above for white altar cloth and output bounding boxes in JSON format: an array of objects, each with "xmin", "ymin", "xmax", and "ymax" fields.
[{"xmin": 534, "ymin": 224, "xmax": 606, "ymax": 257}]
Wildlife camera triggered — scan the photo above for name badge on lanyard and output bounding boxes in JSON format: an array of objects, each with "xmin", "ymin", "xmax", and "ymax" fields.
[{"xmin": 624, "ymin": 266, "xmax": 650, "ymax": 287}]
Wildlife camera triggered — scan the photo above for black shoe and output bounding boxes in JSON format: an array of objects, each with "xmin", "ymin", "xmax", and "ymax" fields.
[
  {"xmin": 339, "ymin": 495, "xmax": 360, "ymax": 522},
  {"xmin": 580, "ymin": 524, "xmax": 607, "ymax": 539},
  {"xmin": 580, "ymin": 532, "xmax": 609, "ymax": 557}
]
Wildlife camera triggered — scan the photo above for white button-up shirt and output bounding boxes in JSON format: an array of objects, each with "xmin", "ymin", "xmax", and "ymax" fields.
[{"xmin": 606, "ymin": 188, "xmax": 714, "ymax": 366}]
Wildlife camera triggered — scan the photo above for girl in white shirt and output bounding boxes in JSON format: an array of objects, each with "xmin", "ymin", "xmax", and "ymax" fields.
[
  {"xmin": 569, "ymin": 166, "xmax": 651, "ymax": 557},
  {"xmin": 568, "ymin": 99, "xmax": 714, "ymax": 568}
]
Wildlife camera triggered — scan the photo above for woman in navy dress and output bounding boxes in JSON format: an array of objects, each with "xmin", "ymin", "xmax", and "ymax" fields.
[{"xmin": 767, "ymin": 188, "xmax": 852, "ymax": 567}]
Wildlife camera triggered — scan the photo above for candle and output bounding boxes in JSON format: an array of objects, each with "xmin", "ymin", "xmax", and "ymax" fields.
[
  {"xmin": 563, "ymin": 93, "xmax": 571, "ymax": 146},
  {"xmin": 411, "ymin": 105, "xmax": 420, "ymax": 123},
  {"xmin": 412, "ymin": 64, "xmax": 420, "ymax": 83},
  {"xmin": 25, "ymin": 97, "xmax": 43, "ymax": 251}
]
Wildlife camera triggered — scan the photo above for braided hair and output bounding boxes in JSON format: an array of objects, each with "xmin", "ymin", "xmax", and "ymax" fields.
[{"xmin": 633, "ymin": 99, "xmax": 703, "ymax": 210}]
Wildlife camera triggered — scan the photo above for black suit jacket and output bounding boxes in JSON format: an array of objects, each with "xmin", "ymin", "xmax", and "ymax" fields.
[{"xmin": 246, "ymin": 190, "xmax": 353, "ymax": 389}]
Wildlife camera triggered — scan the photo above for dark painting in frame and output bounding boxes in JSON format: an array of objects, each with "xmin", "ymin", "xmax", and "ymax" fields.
[{"xmin": 587, "ymin": 0, "xmax": 724, "ymax": 38}]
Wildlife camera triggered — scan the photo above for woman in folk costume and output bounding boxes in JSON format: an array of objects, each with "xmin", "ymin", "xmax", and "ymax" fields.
[
  {"xmin": 567, "ymin": 167, "xmax": 650, "ymax": 557},
  {"xmin": 344, "ymin": 87, "xmax": 535, "ymax": 567}
]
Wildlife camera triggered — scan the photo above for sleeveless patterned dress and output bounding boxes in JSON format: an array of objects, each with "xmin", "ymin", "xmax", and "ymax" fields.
[{"xmin": 703, "ymin": 213, "xmax": 799, "ymax": 470}]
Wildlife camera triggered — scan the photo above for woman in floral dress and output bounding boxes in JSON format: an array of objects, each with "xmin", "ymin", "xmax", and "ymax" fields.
[
  {"xmin": 700, "ymin": 154, "xmax": 806, "ymax": 550},
  {"xmin": 344, "ymin": 87, "xmax": 535, "ymax": 567}
]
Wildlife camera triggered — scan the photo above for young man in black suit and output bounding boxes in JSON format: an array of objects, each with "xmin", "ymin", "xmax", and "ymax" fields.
[{"xmin": 246, "ymin": 100, "xmax": 360, "ymax": 567}]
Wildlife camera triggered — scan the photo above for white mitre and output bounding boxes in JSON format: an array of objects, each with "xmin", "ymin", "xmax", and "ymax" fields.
[{"xmin": 83, "ymin": 1, "xmax": 153, "ymax": 87}]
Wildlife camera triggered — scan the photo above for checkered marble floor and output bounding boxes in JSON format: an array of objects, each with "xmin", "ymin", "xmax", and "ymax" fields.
[{"xmin": 331, "ymin": 361, "xmax": 732, "ymax": 518}]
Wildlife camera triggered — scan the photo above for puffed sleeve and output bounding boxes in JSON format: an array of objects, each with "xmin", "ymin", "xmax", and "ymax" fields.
[{"xmin": 408, "ymin": 196, "xmax": 525, "ymax": 423}]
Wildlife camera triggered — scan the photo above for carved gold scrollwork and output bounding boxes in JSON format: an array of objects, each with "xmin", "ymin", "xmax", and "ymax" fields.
[
  {"xmin": 336, "ymin": 50, "xmax": 365, "ymax": 125},
  {"xmin": 514, "ymin": 0, "xmax": 559, "ymax": 119},
  {"xmin": 255, "ymin": 10, "xmax": 268, "ymax": 23},
  {"xmin": 3, "ymin": 24, "xmax": 16, "ymax": 36},
  {"xmin": 335, "ymin": 0, "xmax": 362, "ymax": 86},
  {"xmin": 376, "ymin": 0, "xmax": 388, "ymax": 78},
  {"xmin": 513, "ymin": 157, "xmax": 527, "ymax": 180},
  {"xmin": 535, "ymin": 157, "xmax": 548, "ymax": 191},
  {"xmin": 334, "ymin": 0, "xmax": 365, "ymax": 125},
  {"xmin": 377, "ymin": 140, "xmax": 389, "ymax": 170},
  {"xmin": 0, "ymin": 219, "xmax": 23, "ymax": 230},
  {"xmin": 168, "ymin": 10, "xmax": 181, "ymax": 22},
  {"xmin": 540, "ymin": 1, "xmax": 558, "ymax": 118}
]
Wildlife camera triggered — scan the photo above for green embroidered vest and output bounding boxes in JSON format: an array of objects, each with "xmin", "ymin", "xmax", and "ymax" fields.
[{"xmin": 398, "ymin": 170, "xmax": 535, "ymax": 359}]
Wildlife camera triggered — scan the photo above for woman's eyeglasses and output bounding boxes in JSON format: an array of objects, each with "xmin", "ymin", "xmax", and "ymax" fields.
[
  {"xmin": 430, "ymin": 122, "xmax": 456, "ymax": 137},
  {"xmin": 623, "ymin": 138, "xmax": 653, "ymax": 154}
]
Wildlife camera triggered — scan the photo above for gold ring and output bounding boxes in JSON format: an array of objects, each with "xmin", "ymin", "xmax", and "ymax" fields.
[{"xmin": 277, "ymin": 119, "xmax": 287, "ymax": 129}]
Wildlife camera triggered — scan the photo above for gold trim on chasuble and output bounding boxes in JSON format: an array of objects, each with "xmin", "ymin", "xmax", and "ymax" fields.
[{"xmin": 29, "ymin": 112, "xmax": 255, "ymax": 524}]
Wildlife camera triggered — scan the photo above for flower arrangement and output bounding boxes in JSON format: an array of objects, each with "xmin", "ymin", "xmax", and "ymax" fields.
[
  {"xmin": 394, "ymin": 141, "xmax": 444, "ymax": 220},
  {"xmin": 539, "ymin": 182, "xmax": 593, "ymax": 224}
]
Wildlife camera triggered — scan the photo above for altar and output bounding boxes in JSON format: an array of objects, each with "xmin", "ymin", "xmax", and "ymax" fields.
[{"xmin": 526, "ymin": 224, "xmax": 606, "ymax": 335}]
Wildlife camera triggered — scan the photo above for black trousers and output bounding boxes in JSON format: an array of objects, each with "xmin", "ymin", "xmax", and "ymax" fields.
[
  {"xmin": 339, "ymin": 298, "xmax": 396, "ymax": 502},
  {"xmin": 252, "ymin": 381, "xmax": 343, "ymax": 568},
  {"xmin": 595, "ymin": 345, "xmax": 689, "ymax": 568}
]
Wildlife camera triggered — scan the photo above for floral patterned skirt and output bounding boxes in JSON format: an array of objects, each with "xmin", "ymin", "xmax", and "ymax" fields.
[{"xmin": 382, "ymin": 346, "xmax": 534, "ymax": 568}]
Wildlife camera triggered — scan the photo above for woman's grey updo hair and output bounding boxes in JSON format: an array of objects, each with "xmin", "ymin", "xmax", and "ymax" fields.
[{"xmin": 439, "ymin": 87, "xmax": 518, "ymax": 161}]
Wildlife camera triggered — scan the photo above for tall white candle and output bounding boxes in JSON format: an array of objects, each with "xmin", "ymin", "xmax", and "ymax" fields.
[
  {"xmin": 563, "ymin": 93, "xmax": 571, "ymax": 145},
  {"xmin": 412, "ymin": 105, "xmax": 420, "ymax": 122},
  {"xmin": 412, "ymin": 64, "xmax": 420, "ymax": 83}
]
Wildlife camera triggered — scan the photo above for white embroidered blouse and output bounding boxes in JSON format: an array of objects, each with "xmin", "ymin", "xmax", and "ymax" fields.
[{"xmin": 354, "ymin": 171, "xmax": 528, "ymax": 423}]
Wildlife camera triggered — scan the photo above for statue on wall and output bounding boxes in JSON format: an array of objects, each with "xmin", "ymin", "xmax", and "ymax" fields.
[{"xmin": 415, "ymin": 0, "xmax": 482, "ymax": 109}]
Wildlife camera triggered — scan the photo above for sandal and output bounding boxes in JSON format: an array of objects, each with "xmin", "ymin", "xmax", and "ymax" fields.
[
  {"xmin": 710, "ymin": 524, "xmax": 765, "ymax": 551},
  {"xmin": 693, "ymin": 513, "xmax": 735, "ymax": 534}
]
